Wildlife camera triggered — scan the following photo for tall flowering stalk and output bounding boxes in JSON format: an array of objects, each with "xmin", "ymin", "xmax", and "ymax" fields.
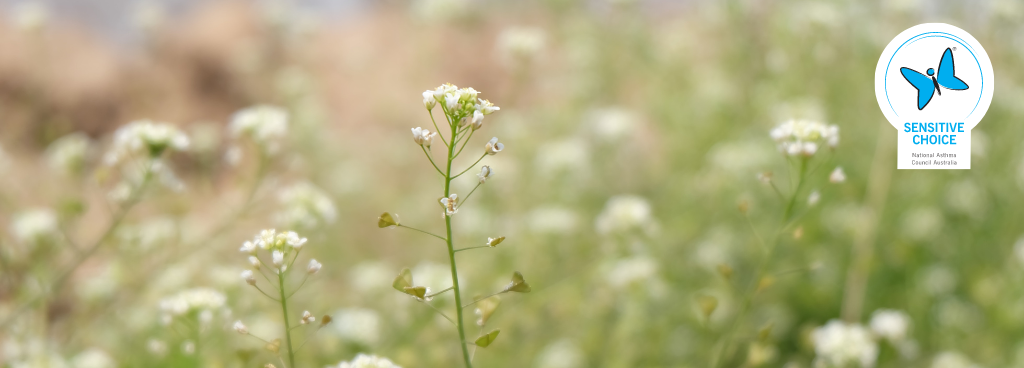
[
  {"xmin": 712, "ymin": 119, "xmax": 840, "ymax": 367},
  {"xmin": 379, "ymin": 84, "xmax": 529, "ymax": 367},
  {"xmin": 236, "ymin": 229, "xmax": 329, "ymax": 368}
]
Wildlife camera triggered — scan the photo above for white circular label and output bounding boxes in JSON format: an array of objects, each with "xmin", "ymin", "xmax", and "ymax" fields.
[{"xmin": 874, "ymin": 23, "xmax": 994, "ymax": 169}]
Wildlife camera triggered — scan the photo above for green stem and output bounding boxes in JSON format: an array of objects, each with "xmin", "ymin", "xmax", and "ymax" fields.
[
  {"xmin": 782, "ymin": 158, "xmax": 808, "ymax": 221},
  {"xmin": 444, "ymin": 120, "xmax": 474, "ymax": 368},
  {"xmin": 398, "ymin": 224, "xmax": 447, "ymax": 242},
  {"xmin": 454, "ymin": 245, "xmax": 491, "ymax": 253},
  {"xmin": 453, "ymin": 154, "xmax": 487, "ymax": 179},
  {"xmin": 278, "ymin": 271, "xmax": 296, "ymax": 368}
]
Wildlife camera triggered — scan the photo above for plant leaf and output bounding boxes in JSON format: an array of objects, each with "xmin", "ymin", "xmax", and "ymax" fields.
[{"xmin": 474, "ymin": 329, "xmax": 500, "ymax": 348}]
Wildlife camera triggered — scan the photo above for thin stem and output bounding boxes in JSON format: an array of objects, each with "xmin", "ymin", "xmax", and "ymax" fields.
[
  {"xmin": 0, "ymin": 162, "xmax": 154, "ymax": 330},
  {"xmin": 782, "ymin": 158, "xmax": 808, "ymax": 221},
  {"xmin": 454, "ymin": 129, "xmax": 475, "ymax": 157},
  {"xmin": 397, "ymin": 224, "xmax": 447, "ymax": 242},
  {"xmin": 460, "ymin": 182, "xmax": 483, "ymax": 208},
  {"xmin": 422, "ymin": 301, "xmax": 457, "ymax": 327},
  {"xmin": 768, "ymin": 181, "xmax": 786, "ymax": 202},
  {"xmin": 427, "ymin": 286, "xmax": 454, "ymax": 298},
  {"xmin": 429, "ymin": 110, "xmax": 449, "ymax": 148},
  {"xmin": 453, "ymin": 154, "xmax": 487, "ymax": 179},
  {"xmin": 444, "ymin": 117, "xmax": 474, "ymax": 368},
  {"xmin": 287, "ymin": 273, "xmax": 309, "ymax": 299},
  {"xmin": 254, "ymin": 285, "xmax": 280, "ymax": 301},
  {"xmin": 461, "ymin": 292, "xmax": 503, "ymax": 310},
  {"xmin": 422, "ymin": 146, "xmax": 446, "ymax": 177},
  {"xmin": 454, "ymin": 245, "xmax": 490, "ymax": 253},
  {"xmin": 277, "ymin": 270, "xmax": 297, "ymax": 368}
]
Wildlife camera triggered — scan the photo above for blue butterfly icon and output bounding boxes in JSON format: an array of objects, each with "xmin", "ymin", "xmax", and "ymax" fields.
[{"xmin": 900, "ymin": 48, "xmax": 969, "ymax": 110}]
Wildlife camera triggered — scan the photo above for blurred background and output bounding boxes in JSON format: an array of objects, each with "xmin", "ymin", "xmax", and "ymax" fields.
[{"xmin": 1, "ymin": 0, "xmax": 1024, "ymax": 367}]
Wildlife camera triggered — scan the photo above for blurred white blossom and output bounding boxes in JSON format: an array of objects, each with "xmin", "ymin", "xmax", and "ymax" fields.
[
  {"xmin": 229, "ymin": 105, "xmax": 289, "ymax": 155},
  {"xmin": 71, "ymin": 348, "xmax": 115, "ymax": 368},
  {"xmin": 595, "ymin": 195, "xmax": 654, "ymax": 235},
  {"xmin": 829, "ymin": 167, "xmax": 846, "ymax": 183},
  {"xmin": 104, "ymin": 120, "xmax": 189, "ymax": 166},
  {"xmin": 276, "ymin": 182, "xmax": 336, "ymax": 229},
  {"xmin": 587, "ymin": 107, "xmax": 638, "ymax": 142},
  {"xmin": 769, "ymin": 119, "xmax": 839, "ymax": 157},
  {"xmin": 331, "ymin": 353, "xmax": 401, "ymax": 368},
  {"xmin": 811, "ymin": 320, "xmax": 878, "ymax": 368},
  {"xmin": 604, "ymin": 255, "xmax": 658, "ymax": 290},
  {"xmin": 527, "ymin": 206, "xmax": 580, "ymax": 235},
  {"xmin": 497, "ymin": 27, "xmax": 546, "ymax": 67},
  {"xmin": 158, "ymin": 288, "xmax": 227, "ymax": 322},
  {"xmin": 930, "ymin": 351, "xmax": 979, "ymax": 368},
  {"xmin": 535, "ymin": 339, "xmax": 585, "ymax": 368},
  {"xmin": 10, "ymin": 208, "xmax": 59, "ymax": 246},
  {"xmin": 46, "ymin": 133, "xmax": 93, "ymax": 176},
  {"xmin": 869, "ymin": 309, "xmax": 911, "ymax": 342},
  {"xmin": 331, "ymin": 308, "xmax": 381, "ymax": 346}
]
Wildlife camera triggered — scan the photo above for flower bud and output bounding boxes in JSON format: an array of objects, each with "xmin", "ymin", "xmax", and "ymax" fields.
[
  {"xmin": 300, "ymin": 310, "xmax": 315, "ymax": 324},
  {"xmin": 320, "ymin": 315, "xmax": 333, "ymax": 327},
  {"xmin": 233, "ymin": 320, "xmax": 248, "ymax": 334},
  {"xmin": 307, "ymin": 259, "xmax": 322, "ymax": 274},
  {"xmin": 272, "ymin": 251, "xmax": 285, "ymax": 268},
  {"xmin": 471, "ymin": 110, "xmax": 485, "ymax": 130},
  {"xmin": 422, "ymin": 90, "xmax": 436, "ymax": 110},
  {"xmin": 477, "ymin": 165, "xmax": 492, "ymax": 184},
  {"xmin": 411, "ymin": 127, "xmax": 436, "ymax": 148},
  {"xmin": 239, "ymin": 241, "xmax": 256, "ymax": 254},
  {"xmin": 241, "ymin": 270, "xmax": 256, "ymax": 286}
]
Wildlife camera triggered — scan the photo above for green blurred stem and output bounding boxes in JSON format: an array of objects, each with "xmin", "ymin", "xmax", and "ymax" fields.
[
  {"xmin": 421, "ymin": 146, "xmax": 446, "ymax": 177},
  {"xmin": 460, "ymin": 183, "xmax": 483, "ymax": 207},
  {"xmin": 428, "ymin": 286, "xmax": 454, "ymax": 298},
  {"xmin": 461, "ymin": 292, "xmax": 503, "ymax": 309},
  {"xmin": 454, "ymin": 129, "xmax": 475, "ymax": 157},
  {"xmin": 278, "ymin": 270, "xmax": 297, "ymax": 368},
  {"xmin": 454, "ymin": 245, "xmax": 490, "ymax": 253},
  {"xmin": 397, "ymin": 224, "xmax": 447, "ymax": 242},
  {"xmin": 429, "ymin": 109, "xmax": 449, "ymax": 147},
  {"xmin": 444, "ymin": 118, "xmax": 474, "ymax": 368},
  {"xmin": 782, "ymin": 158, "xmax": 808, "ymax": 222},
  {"xmin": 453, "ymin": 154, "xmax": 487, "ymax": 179},
  {"xmin": 0, "ymin": 162, "xmax": 153, "ymax": 330}
]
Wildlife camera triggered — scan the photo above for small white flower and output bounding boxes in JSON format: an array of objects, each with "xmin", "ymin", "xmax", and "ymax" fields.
[
  {"xmin": 240, "ymin": 241, "xmax": 257, "ymax": 254},
  {"xmin": 808, "ymin": 190, "xmax": 821, "ymax": 206},
  {"xmin": 46, "ymin": 132, "xmax": 92, "ymax": 176},
  {"xmin": 248, "ymin": 256, "xmax": 260, "ymax": 269},
  {"xmin": 471, "ymin": 110, "xmax": 485, "ymax": 130},
  {"xmin": 444, "ymin": 93, "xmax": 460, "ymax": 111},
  {"xmin": 811, "ymin": 320, "xmax": 878, "ymax": 368},
  {"xmin": 229, "ymin": 105, "xmax": 289, "ymax": 154},
  {"xmin": 276, "ymin": 182, "xmax": 336, "ymax": 229},
  {"xmin": 10, "ymin": 208, "xmax": 58, "ymax": 245},
  {"xmin": 233, "ymin": 320, "xmax": 248, "ymax": 334},
  {"xmin": 870, "ymin": 309, "xmax": 911, "ymax": 342},
  {"xmin": 485, "ymin": 137, "xmax": 504, "ymax": 155},
  {"xmin": 241, "ymin": 270, "xmax": 256, "ymax": 285},
  {"xmin": 307, "ymin": 259, "xmax": 322, "ymax": 274},
  {"xmin": 475, "ymin": 99, "xmax": 500, "ymax": 115},
  {"xmin": 272, "ymin": 251, "xmax": 285, "ymax": 268},
  {"xmin": 422, "ymin": 90, "xmax": 436, "ymax": 110},
  {"xmin": 440, "ymin": 194, "xmax": 458, "ymax": 216},
  {"xmin": 283, "ymin": 231, "xmax": 307, "ymax": 249},
  {"xmin": 830, "ymin": 167, "xmax": 847, "ymax": 183},
  {"xmin": 486, "ymin": 236, "xmax": 504, "ymax": 247},
  {"xmin": 497, "ymin": 27, "xmax": 546, "ymax": 67},
  {"xmin": 300, "ymin": 310, "xmax": 315, "ymax": 324},
  {"xmin": 411, "ymin": 127, "xmax": 437, "ymax": 148},
  {"xmin": 595, "ymin": 195, "xmax": 653, "ymax": 235},
  {"xmin": 333, "ymin": 353, "xmax": 401, "ymax": 368},
  {"xmin": 769, "ymin": 119, "xmax": 839, "ymax": 157},
  {"xmin": 477, "ymin": 165, "xmax": 493, "ymax": 183},
  {"xmin": 105, "ymin": 120, "xmax": 189, "ymax": 165}
]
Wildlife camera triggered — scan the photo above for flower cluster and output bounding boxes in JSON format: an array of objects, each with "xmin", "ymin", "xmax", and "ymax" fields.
[
  {"xmin": 595, "ymin": 195, "xmax": 654, "ymax": 235},
  {"xmin": 276, "ymin": 182, "xmax": 337, "ymax": 229},
  {"xmin": 158, "ymin": 288, "xmax": 227, "ymax": 324},
  {"xmin": 46, "ymin": 132, "xmax": 93, "ymax": 176},
  {"xmin": 811, "ymin": 320, "xmax": 878, "ymax": 368},
  {"xmin": 104, "ymin": 120, "xmax": 190, "ymax": 165},
  {"xmin": 239, "ymin": 229, "xmax": 307, "ymax": 272},
  {"xmin": 769, "ymin": 119, "xmax": 839, "ymax": 157},
  {"xmin": 229, "ymin": 105, "xmax": 289, "ymax": 154},
  {"xmin": 421, "ymin": 83, "xmax": 499, "ymax": 130},
  {"xmin": 10, "ymin": 208, "xmax": 59, "ymax": 246},
  {"xmin": 331, "ymin": 354, "xmax": 401, "ymax": 368},
  {"xmin": 496, "ymin": 27, "xmax": 546, "ymax": 67}
]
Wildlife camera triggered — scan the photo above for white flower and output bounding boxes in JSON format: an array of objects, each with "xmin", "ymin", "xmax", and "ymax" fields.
[
  {"xmin": 248, "ymin": 256, "xmax": 260, "ymax": 269},
  {"xmin": 240, "ymin": 241, "xmax": 257, "ymax": 254},
  {"xmin": 276, "ymin": 182, "xmax": 336, "ymax": 229},
  {"xmin": 411, "ymin": 127, "xmax": 437, "ymax": 148},
  {"xmin": 229, "ymin": 105, "xmax": 289, "ymax": 154},
  {"xmin": 10, "ymin": 208, "xmax": 58, "ymax": 245},
  {"xmin": 830, "ymin": 166, "xmax": 847, "ymax": 183},
  {"xmin": 477, "ymin": 165, "xmax": 493, "ymax": 183},
  {"xmin": 471, "ymin": 110, "xmax": 485, "ymax": 130},
  {"xmin": 444, "ymin": 93, "xmax": 461, "ymax": 111},
  {"xmin": 486, "ymin": 236, "xmax": 504, "ymax": 247},
  {"xmin": 485, "ymin": 137, "xmax": 504, "ymax": 155},
  {"xmin": 46, "ymin": 132, "xmax": 92, "ymax": 175},
  {"xmin": 930, "ymin": 351, "xmax": 978, "ymax": 368},
  {"xmin": 307, "ymin": 259, "xmax": 322, "ymax": 274},
  {"xmin": 300, "ymin": 310, "xmax": 315, "ymax": 324},
  {"xmin": 333, "ymin": 354, "xmax": 401, "ymax": 368},
  {"xmin": 331, "ymin": 308, "xmax": 381, "ymax": 346},
  {"xmin": 604, "ymin": 256, "xmax": 658, "ymax": 290},
  {"xmin": 769, "ymin": 119, "xmax": 839, "ymax": 157},
  {"xmin": 146, "ymin": 339, "xmax": 167, "ymax": 356},
  {"xmin": 811, "ymin": 320, "xmax": 878, "ymax": 368},
  {"xmin": 475, "ymin": 99, "xmax": 499, "ymax": 115},
  {"xmin": 241, "ymin": 270, "xmax": 256, "ymax": 285},
  {"xmin": 595, "ymin": 195, "xmax": 653, "ymax": 235},
  {"xmin": 104, "ymin": 120, "xmax": 189, "ymax": 165},
  {"xmin": 72, "ymin": 348, "xmax": 115, "ymax": 368},
  {"xmin": 869, "ymin": 309, "xmax": 911, "ymax": 342},
  {"xmin": 422, "ymin": 90, "xmax": 436, "ymax": 110},
  {"xmin": 233, "ymin": 320, "xmax": 248, "ymax": 334},
  {"xmin": 587, "ymin": 107, "xmax": 636, "ymax": 142},
  {"xmin": 497, "ymin": 27, "xmax": 546, "ymax": 66},
  {"xmin": 440, "ymin": 194, "xmax": 458, "ymax": 216},
  {"xmin": 535, "ymin": 339, "xmax": 584, "ymax": 368},
  {"xmin": 283, "ymin": 231, "xmax": 307, "ymax": 249},
  {"xmin": 808, "ymin": 190, "xmax": 821, "ymax": 206},
  {"xmin": 272, "ymin": 251, "xmax": 285, "ymax": 268},
  {"xmin": 158, "ymin": 288, "xmax": 226, "ymax": 317}
]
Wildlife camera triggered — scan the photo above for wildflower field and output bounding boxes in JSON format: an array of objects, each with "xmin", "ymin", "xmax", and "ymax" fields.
[{"xmin": 1, "ymin": 1, "xmax": 1023, "ymax": 367}]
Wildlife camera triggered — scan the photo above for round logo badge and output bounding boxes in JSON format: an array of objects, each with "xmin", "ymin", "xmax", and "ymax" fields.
[{"xmin": 874, "ymin": 23, "xmax": 994, "ymax": 169}]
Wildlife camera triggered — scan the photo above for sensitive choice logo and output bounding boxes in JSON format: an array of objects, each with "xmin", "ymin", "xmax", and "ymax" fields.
[{"xmin": 874, "ymin": 23, "xmax": 994, "ymax": 169}]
